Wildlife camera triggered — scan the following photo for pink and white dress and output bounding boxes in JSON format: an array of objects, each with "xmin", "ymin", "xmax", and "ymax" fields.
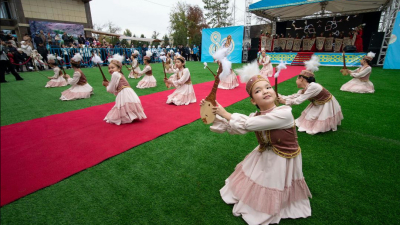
[
  {"xmin": 210, "ymin": 106, "xmax": 312, "ymax": 225},
  {"xmin": 259, "ymin": 55, "xmax": 273, "ymax": 77},
  {"xmin": 164, "ymin": 58, "xmax": 175, "ymax": 74},
  {"xmin": 45, "ymin": 67, "xmax": 70, "ymax": 88},
  {"xmin": 60, "ymin": 70, "xmax": 93, "ymax": 101},
  {"xmin": 104, "ymin": 72, "xmax": 146, "ymax": 125},
  {"xmin": 218, "ymin": 69, "xmax": 239, "ymax": 90},
  {"xmin": 280, "ymin": 82, "xmax": 343, "ymax": 135},
  {"xmin": 128, "ymin": 58, "xmax": 141, "ymax": 79},
  {"xmin": 340, "ymin": 65, "xmax": 374, "ymax": 93},
  {"xmin": 166, "ymin": 68, "xmax": 196, "ymax": 105},
  {"xmin": 136, "ymin": 65, "xmax": 157, "ymax": 89}
]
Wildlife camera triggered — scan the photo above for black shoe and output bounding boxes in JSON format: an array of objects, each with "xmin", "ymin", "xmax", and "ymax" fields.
[
  {"xmin": 0, "ymin": 80, "xmax": 8, "ymax": 83},
  {"xmin": 16, "ymin": 78, "xmax": 24, "ymax": 81}
]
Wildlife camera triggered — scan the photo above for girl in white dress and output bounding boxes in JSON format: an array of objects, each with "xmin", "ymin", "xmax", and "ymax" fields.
[
  {"xmin": 164, "ymin": 51, "xmax": 175, "ymax": 74},
  {"xmin": 213, "ymin": 35, "xmax": 239, "ymax": 90},
  {"xmin": 278, "ymin": 56, "xmax": 343, "ymax": 135},
  {"xmin": 201, "ymin": 60, "xmax": 312, "ymax": 225},
  {"xmin": 164, "ymin": 54, "xmax": 196, "ymax": 105},
  {"xmin": 340, "ymin": 52, "xmax": 375, "ymax": 93},
  {"xmin": 45, "ymin": 54, "xmax": 70, "ymax": 88},
  {"xmin": 136, "ymin": 50, "xmax": 157, "ymax": 89},
  {"xmin": 258, "ymin": 48, "xmax": 273, "ymax": 77},
  {"xmin": 128, "ymin": 50, "xmax": 141, "ymax": 79},
  {"xmin": 60, "ymin": 53, "xmax": 93, "ymax": 100},
  {"xmin": 103, "ymin": 54, "xmax": 147, "ymax": 125}
]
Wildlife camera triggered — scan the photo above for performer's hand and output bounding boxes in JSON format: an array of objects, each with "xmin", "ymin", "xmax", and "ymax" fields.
[
  {"xmin": 47, "ymin": 76, "xmax": 52, "ymax": 80},
  {"xmin": 212, "ymin": 101, "xmax": 228, "ymax": 116},
  {"xmin": 278, "ymin": 97, "xmax": 286, "ymax": 104},
  {"xmin": 102, "ymin": 81, "xmax": 109, "ymax": 87}
]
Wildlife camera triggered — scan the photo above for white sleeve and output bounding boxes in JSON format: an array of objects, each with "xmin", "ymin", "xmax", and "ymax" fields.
[
  {"xmin": 351, "ymin": 66, "xmax": 371, "ymax": 78},
  {"xmin": 69, "ymin": 71, "xmax": 80, "ymax": 85},
  {"xmin": 263, "ymin": 56, "xmax": 270, "ymax": 65},
  {"xmin": 51, "ymin": 67, "xmax": 60, "ymax": 78},
  {"xmin": 106, "ymin": 72, "xmax": 120, "ymax": 94},
  {"xmin": 171, "ymin": 69, "xmax": 190, "ymax": 87},
  {"xmin": 138, "ymin": 65, "xmax": 150, "ymax": 75},
  {"xmin": 285, "ymin": 83, "xmax": 322, "ymax": 105}
]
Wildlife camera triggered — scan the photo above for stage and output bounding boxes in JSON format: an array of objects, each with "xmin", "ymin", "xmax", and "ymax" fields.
[{"xmin": 263, "ymin": 52, "xmax": 366, "ymax": 67}]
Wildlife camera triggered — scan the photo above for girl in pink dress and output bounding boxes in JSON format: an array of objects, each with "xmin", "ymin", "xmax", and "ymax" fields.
[
  {"xmin": 128, "ymin": 50, "xmax": 141, "ymax": 79},
  {"xmin": 278, "ymin": 56, "xmax": 343, "ymax": 135},
  {"xmin": 164, "ymin": 54, "xmax": 196, "ymax": 105},
  {"xmin": 45, "ymin": 54, "xmax": 70, "ymax": 88},
  {"xmin": 136, "ymin": 50, "xmax": 157, "ymax": 89},
  {"xmin": 258, "ymin": 48, "xmax": 273, "ymax": 77},
  {"xmin": 340, "ymin": 52, "xmax": 375, "ymax": 93},
  {"xmin": 103, "ymin": 54, "xmax": 146, "ymax": 125},
  {"xmin": 60, "ymin": 53, "xmax": 93, "ymax": 101},
  {"xmin": 201, "ymin": 60, "xmax": 312, "ymax": 225}
]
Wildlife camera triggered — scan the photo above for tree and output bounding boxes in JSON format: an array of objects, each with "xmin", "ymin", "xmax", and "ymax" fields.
[
  {"xmin": 162, "ymin": 34, "xmax": 170, "ymax": 46},
  {"xmin": 202, "ymin": 0, "xmax": 231, "ymax": 28},
  {"xmin": 104, "ymin": 21, "xmax": 121, "ymax": 45},
  {"xmin": 169, "ymin": 2, "xmax": 188, "ymax": 46},
  {"xmin": 187, "ymin": 5, "xmax": 208, "ymax": 46},
  {"xmin": 151, "ymin": 31, "xmax": 160, "ymax": 46},
  {"xmin": 121, "ymin": 29, "xmax": 132, "ymax": 47}
]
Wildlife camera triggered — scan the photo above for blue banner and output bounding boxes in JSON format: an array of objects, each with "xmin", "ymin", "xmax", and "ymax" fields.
[
  {"xmin": 201, "ymin": 26, "xmax": 244, "ymax": 63},
  {"xmin": 383, "ymin": 13, "xmax": 400, "ymax": 69}
]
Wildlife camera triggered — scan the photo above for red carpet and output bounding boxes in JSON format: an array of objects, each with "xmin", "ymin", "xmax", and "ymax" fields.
[{"xmin": 1, "ymin": 66, "xmax": 303, "ymax": 206}]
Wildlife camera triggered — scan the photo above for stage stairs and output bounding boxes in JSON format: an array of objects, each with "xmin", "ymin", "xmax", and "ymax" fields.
[{"xmin": 291, "ymin": 52, "xmax": 314, "ymax": 66}]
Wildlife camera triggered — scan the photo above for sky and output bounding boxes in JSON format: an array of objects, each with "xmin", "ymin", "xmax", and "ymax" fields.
[{"xmin": 89, "ymin": 0, "xmax": 248, "ymax": 38}]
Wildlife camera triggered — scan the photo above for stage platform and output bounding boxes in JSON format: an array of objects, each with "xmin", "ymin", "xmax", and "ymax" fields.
[{"xmin": 262, "ymin": 52, "xmax": 366, "ymax": 67}]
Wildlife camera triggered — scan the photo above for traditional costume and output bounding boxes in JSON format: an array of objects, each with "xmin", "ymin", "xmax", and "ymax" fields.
[
  {"xmin": 104, "ymin": 54, "xmax": 146, "ymax": 125},
  {"xmin": 258, "ymin": 48, "xmax": 273, "ymax": 78},
  {"xmin": 128, "ymin": 50, "xmax": 141, "ymax": 79},
  {"xmin": 32, "ymin": 49, "xmax": 46, "ymax": 70},
  {"xmin": 166, "ymin": 55, "xmax": 196, "ymax": 105},
  {"xmin": 45, "ymin": 54, "xmax": 70, "ymax": 88},
  {"xmin": 164, "ymin": 51, "xmax": 175, "ymax": 74},
  {"xmin": 210, "ymin": 63, "xmax": 312, "ymax": 224},
  {"xmin": 279, "ymin": 56, "xmax": 343, "ymax": 135},
  {"xmin": 60, "ymin": 53, "xmax": 93, "ymax": 100},
  {"xmin": 136, "ymin": 51, "xmax": 157, "ymax": 89},
  {"xmin": 340, "ymin": 52, "xmax": 375, "ymax": 93},
  {"xmin": 213, "ymin": 35, "xmax": 239, "ymax": 90}
]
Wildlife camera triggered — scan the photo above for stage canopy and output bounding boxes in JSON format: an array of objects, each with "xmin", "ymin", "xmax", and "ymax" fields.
[
  {"xmin": 249, "ymin": 0, "xmax": 390, "ymax": 21},
  {"xmin": 91, "ymin": 30, "xmax": 161, "ymax": 42}
]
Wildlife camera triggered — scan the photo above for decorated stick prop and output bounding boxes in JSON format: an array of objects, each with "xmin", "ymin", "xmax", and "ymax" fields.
[
  {"xmin": 274, "ymin": 61, "xmax": 287, "ymax": 105},
  {"xmin": 203, "ymin": 62, "xmax": 216, "ymax": 77},
  {"xmin": 340, "ymin": 51, "xmax": 350, "ymax": 75},
  {"xmin": 161, "ymin": 58, "xmax": 170, "ymax": 89},
  {"xmin": 55, "ymin": 55, "xmax": 69, "ymax": 82},
  {"xmin": 91, "ymin": 54, "xmax": 108, "ymax": 82},
  {"xmin": 34, "ymin": 68, "xmax": 49, "ymax": 79},
  {"xmin": 200, "ymin": 62, "xmax": 223, "ymax": 124}
]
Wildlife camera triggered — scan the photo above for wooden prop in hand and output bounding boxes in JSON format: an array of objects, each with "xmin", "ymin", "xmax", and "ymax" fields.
[
  {"xmin": 200, "ymin": 62, "xmax": 222, "ymax": 124},
  {"xmin": 55, "ymin": 53, "xmax": 69, "ymax": 82},
  {"xmin": 340, "ymin": 51, "xmax": 350, "ymax": 76},
  {"xmin": 162, "ymin": 61, "xmax": 171, "ymax": 88},
  {"xmin": 274, "ymin": 75, "xmax": 279, "ymax": 106}
]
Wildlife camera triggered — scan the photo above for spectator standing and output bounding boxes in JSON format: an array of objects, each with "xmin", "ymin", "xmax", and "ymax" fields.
[
  {"xmin": 1, "ymin": 40, "xmax": 24, "ymax": 82},
  {"xmin": 39, "ymin": 30, "xmax": 46, "ymax": 45},
  {"xmin": 37, "ymin": 42, "xmax": 48, "ymax": 65},
  {"xmin": 23, "ymin": 33, "xmax": 34, "ymax": 49},
  {"xmin": 33, "ymin": 32, "xmax": 43, "ymax": 49},
  {"xmin": 192, "ymin": 45, "xmax": 199, "ymax": 61}
]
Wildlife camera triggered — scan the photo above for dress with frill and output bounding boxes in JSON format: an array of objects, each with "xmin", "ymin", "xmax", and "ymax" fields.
[
  {"xmin": 340, "ymin": 65, "xmax": 374, "ymax": 93},
  {"xmin": 60, "ymin": 70, "xmax": 93, "ymax": 100},
  {"xmin": 45, "ymin": 67, "xmax": 71, "ymax": 87},
  {"xmin": 210, "ymin": 106, "xmax": 312, "ymax": 225},
  {"xmin": 164, "ymin": 58, "xmax": 176, "ymax": 74},
  {"xmin": 280, "ymin": 82, "xmax": 343, "ymax": 135},
  {"xmin": 166, "ymin": 68, "xmax": 196, "ymax": 105},
  {"xmin": 104, "ymin": 72, "xmax": 146, "ymax": 125},
  {"xmin": 259, "ymin": 56, "xmax": 273, "ymax": 78},
  {"xmin": 136, "ymin": 65, "xmax": 157, "ymax": 89},
  {"xmin": 218, "ymin": 69, "xmax": 239, "ymax": 90},
  {"xmin": 128, "ymin": 58, "xmax": 141, "ymax": 79}
]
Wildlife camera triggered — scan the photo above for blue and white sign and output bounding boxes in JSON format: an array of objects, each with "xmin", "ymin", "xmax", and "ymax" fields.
[
  {"xmin": 383, "ymin": 13, "xmax": 400, "ymax": 69},
  {"xmin": 201, "ymin": 26, "xmax": 244, "ymax": 63}
]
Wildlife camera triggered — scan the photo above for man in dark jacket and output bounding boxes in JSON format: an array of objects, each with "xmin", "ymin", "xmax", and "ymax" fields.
[
  {"xmin": 78, "ymin": 35, "xmax": 85, "ymax": 44},
  {"xmin": 33, "ymin": 33, "xmax": 43, "ymax": 49},
  {"xmin": 37, "ymin": 42, "xmax": 48, "ymax": 65},
  {"xmin": 14, "ymin": 48, "xmax": 29, "ymax": 72},
  {"xmin": 0, "ymin": 41, "xmax": 24, "ymax": 82}
]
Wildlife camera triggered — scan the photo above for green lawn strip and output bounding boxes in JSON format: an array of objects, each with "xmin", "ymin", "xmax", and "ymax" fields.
[
  {"xmin": 1, "ymin": 66, "xmax": 399, "ymax": 224},
  {"xmin": 1, "ymin": 62, "xmax": 237, "ymax": 126}
]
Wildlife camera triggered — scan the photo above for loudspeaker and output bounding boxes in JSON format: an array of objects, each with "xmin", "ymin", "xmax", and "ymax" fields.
[
  {"xmin": 343, "ymin": 45, "xmax": 356, "ymax": 52},
  {"xmin": 274, "ymin": 46, "xmax": 283, "ymax": 52},
  {"xmin": 248, "ymin": 49, "xmax": 258, "ymax": 61},
  {"xmin": 251, "ymin": 38, "xmax": 259, "ymax": 49},
  {"xmin": 368, "ymin": 32, "xmax": 384, "ymax": 51}
]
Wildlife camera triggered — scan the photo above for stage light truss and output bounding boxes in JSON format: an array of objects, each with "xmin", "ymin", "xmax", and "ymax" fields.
[
  {"xmin": 243, "ymin": 0, "xmax": 252, "ymax": 62},
  {"xmin": 377, "ymin": 0, "xmax": 400, "ymax": 66}
]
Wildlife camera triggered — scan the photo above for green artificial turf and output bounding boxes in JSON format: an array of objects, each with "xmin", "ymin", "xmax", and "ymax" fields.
[{"xmin": 1, "ymin": 65, "xmax": 399, "ymax": 224}]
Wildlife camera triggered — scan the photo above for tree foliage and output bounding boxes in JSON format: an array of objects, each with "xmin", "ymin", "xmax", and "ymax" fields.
[
  {"xmin": 169, "ymin": 2, "xmax": 208, "ymax": 47},
  {"xmin": 202, "ymin": 0, "xmax": 231, "ymax": 28},
  {"xmin": 162, "ymin": 34, "xmax": 170, "ymax": 46},
  {"xmin": 121, "ymin": 29, "xmax": 132, "ymax": 47}
]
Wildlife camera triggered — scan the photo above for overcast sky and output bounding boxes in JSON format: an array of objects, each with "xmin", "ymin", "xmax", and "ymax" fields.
[{"xmin": 89, "ymin": 0, "xmax": 248, "ymax": 38}]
